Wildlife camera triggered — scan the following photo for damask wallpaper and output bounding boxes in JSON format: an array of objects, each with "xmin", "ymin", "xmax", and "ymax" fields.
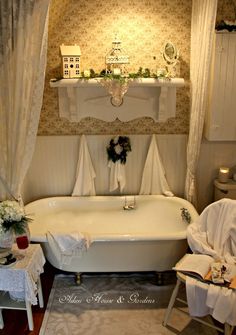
[{"xmin": 38, "ymin": 0, "xmax": 234, "ymax": 135}]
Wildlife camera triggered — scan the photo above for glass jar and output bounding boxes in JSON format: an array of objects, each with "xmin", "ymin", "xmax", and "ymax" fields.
[
  {"xmin": 15, "ymin": 225, "xmax": 30, "ymax": 250},
  {"xmin": 0, "ymin": 228, "xmax": 14, "ymax": 249}
]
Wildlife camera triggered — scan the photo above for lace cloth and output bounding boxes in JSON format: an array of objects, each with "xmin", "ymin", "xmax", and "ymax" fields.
[{"xmin": 0, "ymin": 244, "xmax": 46, "ymax": 305}]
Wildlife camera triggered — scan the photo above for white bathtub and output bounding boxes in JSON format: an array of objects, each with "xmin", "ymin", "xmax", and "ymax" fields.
[{"xmin": 25, "ymin": 195, "xmax": 199, "ymax": 273}]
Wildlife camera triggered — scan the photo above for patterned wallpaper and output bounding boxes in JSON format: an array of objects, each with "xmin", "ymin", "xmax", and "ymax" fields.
[
  {"xmin": 217, "ymin": 0, "xmax": 236, "ymax": 22},
  {"xmin": 38, "ymin": 0, "xmax": 233, "ymax": 135}
]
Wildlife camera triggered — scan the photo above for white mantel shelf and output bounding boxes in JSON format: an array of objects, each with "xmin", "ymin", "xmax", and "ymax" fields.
[
  {"xmin": 50, "ymin": 77, "xmax": 185, "ymax": 88},
  {"xmin": 50, "ymin": 77, "xmax": 185, "ymax": 122}
]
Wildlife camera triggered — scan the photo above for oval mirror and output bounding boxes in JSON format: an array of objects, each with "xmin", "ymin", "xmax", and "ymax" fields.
[{"xmin": 162, "ymin": 41, "xmax": 179, "ymax": 65}]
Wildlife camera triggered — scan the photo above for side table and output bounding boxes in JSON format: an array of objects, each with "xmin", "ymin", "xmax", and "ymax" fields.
[
  {"xmin": 214, "ymin": 179, "xmax": 236, "ymax": 201},
  {"xmin": 0, "ymin": 243, "xmax": 46, "ymax": 331}
]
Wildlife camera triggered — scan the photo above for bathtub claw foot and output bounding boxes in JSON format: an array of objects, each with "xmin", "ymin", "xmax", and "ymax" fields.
[
  {"xmin": 75, "ymin": 273, "xmax": 82, "ymax": 285},
  {"xmin": 156, "ymin": 272, "xmax": 164, "ymax": 286}
]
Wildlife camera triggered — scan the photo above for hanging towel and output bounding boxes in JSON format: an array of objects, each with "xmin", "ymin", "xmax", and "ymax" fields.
[
  {"xmin": 207, "ymin": 284, "xmax": 236, "ymax": 325},
  {"xmin": 139, "ymin": 135, "xmax": 174, "ymax": 196},
  {"xmin": 186, "ymin": 275, "xmax": 236, "ymax": 325},
  {"xmin": 46, "ymin": 231, "xmax": 91, "ymax": 266},
  {"xmin": 72, "ymin": 135, "xmax": 96, "ymax": 196},
  {"xmin": 108, "ymin": 160, "xmax": 126, "ymax": 192},
  {"xmin": 186, "ymin": 276, "xmax": 212, "ymax": 317}
]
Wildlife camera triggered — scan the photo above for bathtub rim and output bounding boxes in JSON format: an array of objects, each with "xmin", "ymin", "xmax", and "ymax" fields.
[
  {"xmin": 25, "ymin": 194, "xmax": 197, "ymax": 208},
  {"xmin": 25, "ymin": 194, "xmax": 199, "ymax": 243}
]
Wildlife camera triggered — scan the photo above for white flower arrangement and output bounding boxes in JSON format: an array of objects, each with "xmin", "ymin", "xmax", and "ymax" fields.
[{"xmin": 0, "ymin": 200, "xmax": 31, "ymax": 235}]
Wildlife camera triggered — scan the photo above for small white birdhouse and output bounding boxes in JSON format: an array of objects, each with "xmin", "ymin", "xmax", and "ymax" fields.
[
  {"xmin": 105, "ymin": 36, "xmax": 129, "ymax": 75},
  {"xmin": 60, "ymin": 44, "xmax": 81, "ymax": 78}
]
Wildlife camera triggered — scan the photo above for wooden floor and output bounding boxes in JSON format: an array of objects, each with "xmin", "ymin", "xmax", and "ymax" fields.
[{"xmin": 0, "ymin": 261, "xmax": 58, "ymax": 335}]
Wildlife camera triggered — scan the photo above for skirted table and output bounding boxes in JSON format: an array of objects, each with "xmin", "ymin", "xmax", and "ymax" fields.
[{"xmin": 0, "ymin": 243, "xmax": 46, "ymax": 330}]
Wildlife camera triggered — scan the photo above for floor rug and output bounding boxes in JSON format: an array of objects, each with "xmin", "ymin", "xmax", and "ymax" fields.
[{"xmin": 40, "ymin": 272, "xmax": 220, "ymax": 335}]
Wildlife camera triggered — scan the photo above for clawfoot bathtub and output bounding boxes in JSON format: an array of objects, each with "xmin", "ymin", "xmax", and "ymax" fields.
[{"xmin": 25, "ymin": 195, "xmax": 198, "ymax": 274}]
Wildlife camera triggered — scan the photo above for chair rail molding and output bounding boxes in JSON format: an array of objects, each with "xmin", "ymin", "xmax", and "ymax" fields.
[{"xmin": 50, "ymin": 77, "xmax": 185, "ymax": 122}]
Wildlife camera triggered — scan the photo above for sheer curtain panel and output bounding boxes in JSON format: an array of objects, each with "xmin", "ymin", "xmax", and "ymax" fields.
[
  {"xmin": 0, "ymin": 0, "xmax": 50, "ymax": 201},
  {"xmin": 185, "ymin": 0, "xmax": 217, "ymax": 205}
]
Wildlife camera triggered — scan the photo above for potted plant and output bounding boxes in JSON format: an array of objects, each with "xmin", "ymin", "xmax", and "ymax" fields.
[{"xmin": 0, "ymin": 200, "xmax": 31, "ymax": 250}]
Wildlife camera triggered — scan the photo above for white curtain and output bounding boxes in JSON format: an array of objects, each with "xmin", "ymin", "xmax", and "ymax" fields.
[
  {"xmin": 0, "ymin": 0, "xmax": 50, "ymax": 201},
  {"xmin": 185, "ymin": 0, "xmax": 218, "ymax": 205}
]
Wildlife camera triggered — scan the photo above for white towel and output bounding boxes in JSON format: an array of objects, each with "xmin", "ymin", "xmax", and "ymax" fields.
[
  {"xmin": 186, "ymin": 278, "xmax": 236, "ymax": 325},
  {"xmin": 46, "ymin": 231, "xmax": 91, "ymax": 266},
  {"xmin": 108, "ymin": 160, "xmax": 126, "ymax": 192},
  {"xmin": 185, "ymin": 198, "xmax": 236, "ymax": 325},
  {"xmin": 186, "ymin": 276, "xmax": 211, "ymax": 317},
  {"xmin": 187, "ymin": 198, "xmax": 236, "ymax": 263},
  {"xmin": 206, "ymin": 285, "xmax": 236, "ymax": 325},
  {"xmin": 139, "ymin": 135, "xmax": 174, "ymax": 196},
  {"xmin": 72, "ymin": 135, "xmax": 96, "ymax": 196}
]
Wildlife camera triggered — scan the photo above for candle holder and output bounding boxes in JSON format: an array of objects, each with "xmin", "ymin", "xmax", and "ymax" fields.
[{"xmin": 218, "ymin": 167, "xmax": 230, "ymax": 183}]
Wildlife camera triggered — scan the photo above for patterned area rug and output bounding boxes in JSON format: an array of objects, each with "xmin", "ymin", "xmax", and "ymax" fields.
[{"xmin": 40, "ymin": 272, "xmax": 220, "ymax": 335}]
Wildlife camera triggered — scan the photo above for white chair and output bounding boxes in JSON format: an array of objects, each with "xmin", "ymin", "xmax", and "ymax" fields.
[
  {"xmin": 163, "ymin": 272, "xmax": 234, "ymax": 335},
  {"xmin": 163, "ymin": 199, "xmax": 236, "ymax": 335}
]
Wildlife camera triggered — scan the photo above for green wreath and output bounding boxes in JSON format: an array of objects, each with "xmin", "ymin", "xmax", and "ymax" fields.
[{"xmin": 107, "ymin": 136, "xmax": 131, "ymax": 164}]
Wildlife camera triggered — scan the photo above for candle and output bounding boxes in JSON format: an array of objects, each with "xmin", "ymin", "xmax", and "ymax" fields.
[
  {"xmin": 113, "ymin": 68, "xmax": 121, "ymax": 75},
  {"xmin": 218, "ymin": 167, "xmax": 229, "ymax": 183}
]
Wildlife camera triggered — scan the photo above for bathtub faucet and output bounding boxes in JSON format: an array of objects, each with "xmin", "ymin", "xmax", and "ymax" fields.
[{"xmin": 123, "ymin": 196, "xmax": 136, "ymax": 210}]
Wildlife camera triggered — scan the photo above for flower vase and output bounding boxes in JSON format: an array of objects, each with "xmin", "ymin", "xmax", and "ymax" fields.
[{"xmin": 0, "ymin": 229, "xmax": 14, "ymax": 250}]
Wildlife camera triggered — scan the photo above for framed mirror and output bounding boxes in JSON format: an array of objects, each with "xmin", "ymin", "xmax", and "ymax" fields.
[{"xmin": 162, "ymin": 41, "xmax": 179, "ymax": 65}]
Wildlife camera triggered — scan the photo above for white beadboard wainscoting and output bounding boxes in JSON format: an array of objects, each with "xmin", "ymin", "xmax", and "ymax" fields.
[
  {"xmin": 197, "ymin": 139, "xmax": 236, "ymax": 212},
  {"xmin": 22, "ymin": 134, "xmax": 187, "ymax": 204},
  {"xmin": 22, "ymin": 135, "xmax": 236, "ymax": 211}
]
